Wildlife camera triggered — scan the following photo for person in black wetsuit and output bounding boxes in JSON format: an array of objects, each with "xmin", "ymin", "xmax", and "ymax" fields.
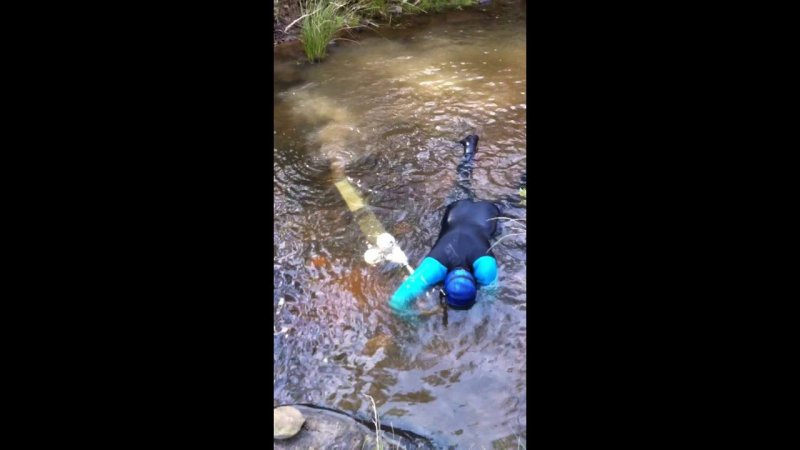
[{"xmin": 389, "ymin": 135, "xmax": 501, "ymax": 313}]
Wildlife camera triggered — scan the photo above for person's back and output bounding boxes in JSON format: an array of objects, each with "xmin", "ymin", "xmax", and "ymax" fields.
[{"xmin": 429, "ymin": 199, "xmax": 500, "ymax": 272}]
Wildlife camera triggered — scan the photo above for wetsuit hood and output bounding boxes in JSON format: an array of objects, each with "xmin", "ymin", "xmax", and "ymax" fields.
[{"xmin": 444, "ymin": 268, "xmax": 477, "ymax": 309}]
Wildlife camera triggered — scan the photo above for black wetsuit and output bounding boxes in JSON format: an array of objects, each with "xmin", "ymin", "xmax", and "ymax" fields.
[
  {"xmin": 428, "ymin": 199, "xmax": 500, "ymax": 271},
  {"xmin": 389, "ymin": 135, "xmax": 507, "ymax": 312}
]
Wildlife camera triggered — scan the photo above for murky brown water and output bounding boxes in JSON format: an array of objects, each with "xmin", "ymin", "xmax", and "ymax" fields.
[{"xmin": 274, "ymin": 1, "xmax": 526, "ymax": 448}]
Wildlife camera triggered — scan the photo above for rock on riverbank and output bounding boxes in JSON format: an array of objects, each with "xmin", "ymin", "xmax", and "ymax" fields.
[
  {"xmin": 274, "ymin": 406, "xmax": 305, "ymax": 439},
  {"xmin": 273, "ymin": 404, "xmax": 435, "ymax": 449}
]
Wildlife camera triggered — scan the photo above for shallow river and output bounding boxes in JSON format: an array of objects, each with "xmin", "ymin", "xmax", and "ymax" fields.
[{"xmin": 274, "ymin": 1, "xmax": 526, "ymax": 447}]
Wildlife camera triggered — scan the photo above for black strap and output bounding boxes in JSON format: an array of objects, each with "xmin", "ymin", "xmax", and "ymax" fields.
[{"xmin": 439, "ymin": 289, "xmax": 448, "ymax": 328}]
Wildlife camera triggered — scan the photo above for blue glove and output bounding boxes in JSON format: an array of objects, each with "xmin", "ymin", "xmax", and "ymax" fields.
[{"xmin": 389, "ymin": 257, "xmax": 447, "ymax": 313}]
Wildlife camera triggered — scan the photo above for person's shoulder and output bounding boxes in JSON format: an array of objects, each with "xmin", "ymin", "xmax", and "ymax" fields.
[{"xmin": 475, "ymin": 200, "xmax": 501, "ymax": 212}]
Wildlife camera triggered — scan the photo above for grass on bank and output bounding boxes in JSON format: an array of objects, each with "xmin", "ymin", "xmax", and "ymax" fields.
[
  {"xmin": 300, "ymin": 0, "xmax": 362, "ymax": 61},
  {"xmin": 294, "ymin": 0, "xmax": 478, "ymax": 62},
  {"xmin": 414, "ymin": 0, "xmax": 475, "ymax": 13},
  {"xmin": 364, "ymin": 394, "xmax": 385, "ymax": 450}
]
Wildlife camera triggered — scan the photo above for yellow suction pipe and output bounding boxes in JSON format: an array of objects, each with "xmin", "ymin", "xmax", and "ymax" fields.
[{"xmin": 331, "ymin": 160, "xmax": 414, "ymax": 275}]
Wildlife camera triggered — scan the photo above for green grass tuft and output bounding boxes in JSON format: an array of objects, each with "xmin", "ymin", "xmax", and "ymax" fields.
[
  {"xmin": 411, "ymin": 0, "xmax": 476, "ymax": 14},
  {"xmin": 300, "ymin": 0, "xmax": 357, "ymax": 62},
  {"xmin": 361, "ymin": 0, "xmax": 389, "ymax": 17}
]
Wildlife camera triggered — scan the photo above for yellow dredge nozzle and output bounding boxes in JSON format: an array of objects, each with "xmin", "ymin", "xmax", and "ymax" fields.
[
  {"xmin": 332, "ymin": 169, "xmax": 413, "ymax": 275},
  {"xmin": 333, "ymin": 179, "xmax": 366, "ymax": 213}
]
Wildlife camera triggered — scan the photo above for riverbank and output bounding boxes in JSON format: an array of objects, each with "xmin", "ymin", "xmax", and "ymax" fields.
[
  {"xmin": 274, "ymin": 0, "xmax": 480, "ymax": 59},
  {"xmin": 274, "ymin": 0, "xmax": 304, "ymax": 45}
]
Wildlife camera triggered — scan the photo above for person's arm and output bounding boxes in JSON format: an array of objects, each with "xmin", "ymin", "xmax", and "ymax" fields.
[
  {"xmin": 472, "ymin": 255, "xmax": 498, "ymax": 286},
  {"xmin": 389, "ymin": 257, "xmax": 447, "ymax": 314}
]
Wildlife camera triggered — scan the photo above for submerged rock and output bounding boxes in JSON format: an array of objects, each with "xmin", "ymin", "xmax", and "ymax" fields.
[
  {"xmin": 393, "ymin": 221, "xmax": 413, "ymax": 236},
  {"xmin": 274, "ymin": 406, "xmax": 305, "ymax": 440},
  {"xmin": 362, "ymin": 334, "xmax": 394, "ymax": 357}
]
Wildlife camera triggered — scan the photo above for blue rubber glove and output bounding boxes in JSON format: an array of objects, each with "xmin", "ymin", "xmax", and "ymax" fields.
[{"xmin": 389, "ymin": 257, "xmax": 447, "ymax": 314}]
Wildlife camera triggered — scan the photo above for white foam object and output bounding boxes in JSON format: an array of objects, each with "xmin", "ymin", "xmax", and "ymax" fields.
[
  {"xmin": 376, "ymin": 233, "xmax": 396, "ymax": 251},
  {"xmin": 385, "ymin": 245, "xmax": 409, "ymax": 266},
  {"xmin": 364, "ymin": 247, "xmax": 384, "ymax": 266}
]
